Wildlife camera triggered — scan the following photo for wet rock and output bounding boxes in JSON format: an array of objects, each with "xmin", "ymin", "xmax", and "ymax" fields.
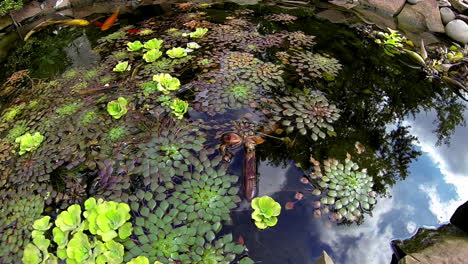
[
  {"xmin": 439, "ymin": 0, "xmax": 452, "ymax": 6},
  {"xmin": 445, "ymin": 19, "xmax": 468, "ymax": 44},
  {"xmin": 457, "ymin": 14, "xmax": 468, "ymax": 23},
  {"xmin": 316, "ymin": 9, "xmax": 353, "ymax": 23},
  {"xmin": 397, "ymin": 0, "xmax": 445, "ymax": 33},
  {"xmin": 450, "ymin": 201, "xmax": 468, "ymax": 233},
  {"xmin": 407, "ymin": 0, "xmax": 420, "ymax": 4},
  {"xmin": 353, "ymin": 6, "xmax": 398, "ymax": 28},
  {"xmin": 440, "ymin": 7, "xmax": 456, "ymax": 24},
  {"xmin": 359, "ymin": 0, "xmax": 407, "ymax": 16},
  {"xmin": 11, "ymin": 1, "xmax": 44, "ymax": 23},
  {"xmin": 0, "ymin": 15, "xmax": 12, "ymax": 31},
  {"xmin": 449, "ymin": 0, "xmax": 468, "ymax": 11},
  {"xmin": 315, "ymin": 251, "xmax": 335, "ymax": 264}
]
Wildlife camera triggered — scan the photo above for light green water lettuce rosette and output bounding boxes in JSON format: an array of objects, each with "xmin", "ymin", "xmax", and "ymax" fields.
[
  {"xmin": 113, "ymin": 61, "xmax": 131, "ymax": 72},
  {"xmin": 170, "ymin": 99, "xmax": 189, "ymax": 119},
  {"xmin": 166, "ymin": 47, "xmax": 188, "ymax": 59},
  {"xmin": 107, "ymin": 97, "xmax": 128, "ymax": 119},
  {"xmin": 152, "ymin": 73, "xmax": 181, "ymax": 94},
  {"xmin": 127, "ymin": 41, "xmax": 144, "ymax": 51},
  {"xmin": 15, "ymin": 132, "xmax": 45, "ymax": 155},
  {"xmin": 251, "ymin": 196, "xmax": 281, "ymax": 229}
]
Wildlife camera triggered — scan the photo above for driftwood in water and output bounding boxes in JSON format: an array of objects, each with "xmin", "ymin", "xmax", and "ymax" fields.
[{"xmin": 244, "ymin": 148, "xmax": 257, "ymax": 200}]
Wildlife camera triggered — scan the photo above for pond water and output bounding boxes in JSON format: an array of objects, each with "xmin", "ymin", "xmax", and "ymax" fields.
[{"xmin": 0, "ymin": 2, "xmax": 467, "ymax": 264}]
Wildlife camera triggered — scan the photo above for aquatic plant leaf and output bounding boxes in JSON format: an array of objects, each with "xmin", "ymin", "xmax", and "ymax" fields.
[
  {"xmin": 33, "ymin": 216, "xmax": 52, "ymax": 231},
  {"xmin": 187, "ymin": 42, "xmax": 201, "ymax": 50},
  {"xmin": 126, "ymin": 256, "xmax": 150, "ymax": 264},
  {"xmin": 127, "ymin": 41, "xmax": 144, "ymax": 51},
  {"xmin": 166, "ymin": 47, "xmax": 188, "ymax": 59},
  {"xmin": 55, "ymin": 204, "xmax": 81, "ymax": 232},
  {"xmin": 15, "ymin": 132, "xmax": 45, "ymax": 155},
  {"xmin": 52, "ymin": 227, "xmax": 68, "ymax": 249},
  {"xmin": 170, "ymin": 99, "xmax": 189, "ymax": 119},
  {"xmin": 188, "ymin": 28, "xmax": 208, "ymax": 38},
  {"xmin": 144, "ymin": 38, "xmax": 164, "ymax": 50},
  {"xmin": 143, "ymin": 49, "xmax": 163, "ymax": 63},
  {"xmin": 113, "ymin": 61, "xmax": 131, "ymax": 72},
  {"xmin": 152, "ymin": 73, "xmax": 181, "ymax": 94},
  {"xmin": 66, "ymin": 232, "xmax": 91, "ymax": 262},
  {"xmin": 107, "ymin": 97, "xmax": 128, "ymax": 119},
  {"xmin": 22, "ymin": 243, "xmax": 42, "ymax": 264},
  {"xmin": 118, "ymin": 222, "xmax": 133, "ymax": 239}
]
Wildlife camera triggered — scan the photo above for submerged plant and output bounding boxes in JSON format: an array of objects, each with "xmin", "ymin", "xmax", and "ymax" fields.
[
  {"xmin": 113, "ymin": 61, "xmax": 131, "ymax": 72},
  {"xmin": 152, "ymin": 73, "xmax": 181, "ymax": 94},
  {"xmin": 251, "ymin": 196, "xmax": 281, "ymax": 229},
  {"xmin": 143, "ymin": 49, "xmax": 163, "ymax": 63},
  {"xmin": 22, "ymin": 198, "xmax": 132, "ymax": 264},
  {"xmin": 15, "ymin": 132, "xmax": 45, "ymax": 155},
  {"xmin": 107, "ymin": 97, "xmax": 128, "ymax": 119},
  {"xmin": 263, "ymin": 92, "xmax": 340, "ymax": 140},
  {"xmin": 166, "ymin": 47, "xmax": 188, "ymax": 59},
  {"xmin": 375, "ymin": 28, "xmax": 406, "ymax": 56},
  {"xmin": 309, "ymin": 155, "xmax": 377, "ymax": 222},
  {"xmin": 127, "ymin": 41, "xmax": 144, "ymax": 52},
  {"xmin": 170, "ymin": 99, "xmax": 189, "ymax": 119},
  {"xmin": 188, "ymin": 28, "xmax": 208, "ymax": 38},
  {"xmin": 7, "ymin": 120, "xmax": 29, "ymax": 142}
]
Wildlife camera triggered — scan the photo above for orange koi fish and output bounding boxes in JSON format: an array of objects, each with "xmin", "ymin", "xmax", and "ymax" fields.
[{"xmin": 101, "ymin": 9, "xmax": 120, "ymax": 31}]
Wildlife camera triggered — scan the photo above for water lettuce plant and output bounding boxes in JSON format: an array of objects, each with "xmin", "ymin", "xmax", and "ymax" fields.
[
  {"xmin": 15, "ymin": 132, "xmax": 45, "ymax": 155},
  {"xmin": 107, "ymin": 97, "xmax": 128, "ymax": 119},
  {"xmin": 22, "ymin": 198, "xmax": 133, "ymax": 264},
  {"xmin": 189, "ymin": 28, "xmax": 208, "ymax": 38},
  {"xmin": 152, "ymin": 73, "xmax": 181, "ymax": 94},
  {"xmin": 144, "ymin": 38, "xmax": 164, "ymax": 50},
  {"xmin": 143, "ymin": 49, "xmax": 163, "ymax": 63},
  {"xmin": 127, "ymin": 41, "xmax": 144, "ymax": 51},
  {"xmin": 187, "ymin": 42, "xmax": 201, "ymax": 50},
  {"xmin": 170, "ymin": 99, "xmax": 189, "ymax": 119},
  {"xmin": 166, "ymin": 47, "xmax": 188, "ymax": 59},
  {"xmin": 251, "ymin": 196, "xmax": 281, "ymax": 229},
  {"xmin": 108, "ymin": 127, "xmax": 127, "ymax": 141},
  {"xmin": 113, "ymin": 61, "xmax": 131, "ymax": 72}
]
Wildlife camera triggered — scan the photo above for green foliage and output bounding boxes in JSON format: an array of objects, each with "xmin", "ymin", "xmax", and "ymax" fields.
[
  {"xmin": 375, "ymin": 28, "xmax": 406, "ymax": 56},
  {"xmin": 170, "ymin": 99, "xmax": 189, "ymax": 119},
  {"xmin": 0, "ymin": 0, "xmax": 22, "ymax": 15},
  {"xmin": 113, "ymin": 61, "xmax": 131, "ymax": 72},
  {"xmin": 108, "ymin": 127, "xmax": 127, "ymax": 141},
  {"xmin": 15, "ymin": 132, "xmax": 45, "ymax": 155},
  {"xmin": 55, "ymin": 103, "xmax": 81, "ymax": 117},
  {"xmin": 152, "ymin": 73, "xmax": 181, "ymax": 94},
  {"xmin": 186, "ymin": 42, "xmax": 201, "ymax": 52},
  {"xmin": 144, "ymin": 39, "xmax": 164, "ymax": 50},
  {"xmin": 166, "ymin": 47, "xmax": 188, "ymax": 59},
  {"xmin": 188, "ymin": 28, "xmax": 208, "ymax": 39},
  {"xmin": 158, "ymin": 95, "xmax": 172, "ymax": 107},
  {"xmin": 98, "ymin": 31, "xmax": 127, "ymax": 44},
  {"xmin": 81, "ymin": 111, "xmax": 96, "ymax": 124},
  {"xmin": 127, "ymin": 41, "xmax": 144, "ymax": 52},
  {"xmin": 22, "ymin": 198, "xmax": 133, "ymax": 264},
  {"xmin": 84, "ymin": 68, "xmax": 101, "ymax": 80},
  {"xmin": 230, "ymin": 84, "xmax": 249, "ymax": 98},
  {"xmin": 63, "ymin": 69, "xmax": 78, "ymax": 79},
  {"xmin": 1, "ymin": 104, "xmax": 24, "ymax": 122},
  {"xmin": 251, "ymin": 196, "xmax": 281, "ymax": 229},
  {"xmin": 107, "ymin": 97, "xmax": 128, "ymax": 119},
  {"xmin": 138, "ymin": 81, "xmax": 158, "ymax": 96},
  {"xmin": 7, "ymin": 120, "xmax": 29, "ymax": 142},
  {"xmin": 143, "ymin": 49, "xmax": 163, "ymax": 63}
]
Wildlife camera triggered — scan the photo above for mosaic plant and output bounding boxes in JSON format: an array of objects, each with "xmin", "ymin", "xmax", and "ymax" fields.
[
  {"xmin": 288, "ymin": 51, "xmax": 343, "ymax": 80},
  {"xmin": 262, "ymin": 92, "xmax": 340, "ymax": 140},
  {"xmin": 309, "ymin": 156, "xmax": 377, "ymax": 222}
]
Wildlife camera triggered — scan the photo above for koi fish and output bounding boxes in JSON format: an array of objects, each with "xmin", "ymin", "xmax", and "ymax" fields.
[
  {"xmin": 24, "ymin": 19, "xmax": 90, "ymax": 41},
  {"xmin": 101, "ymin": 9, "xmax": 120, "ymax": 31}
]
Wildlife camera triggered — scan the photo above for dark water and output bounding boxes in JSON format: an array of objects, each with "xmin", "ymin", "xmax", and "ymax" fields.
[{"xmin": 0, "ymin": 2, "xmax": 466, "ymax": 264}]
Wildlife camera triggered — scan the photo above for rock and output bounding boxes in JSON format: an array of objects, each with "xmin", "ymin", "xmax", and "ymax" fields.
[
  {"xmin": 316, "ymin": 9, "xmax": 353, "ymax": 23},
  {"xmin": 359, "ymin": 0, "xmax": 407, "ymax": 16},
  {"xmin": 449, "ymin": 0, "xmax": 468, "ymax": 11},
  {"xmin": 398, "ymin": 237, "xmax": 468, "ymax": 264},
  {"xmin": 446, "ymin": 19, "xmax": 468, "ymax": 44},
  {"xmin": 457, "ymin": 14, "xmax": 468, "ymax": 23},
  {"xmin": 408, "ymin": 0, "xmax": 420, "ymax": 4},
  {"xmin": 450, "ymin": 201, "xmax": 468, "ymax": 233},
  {"xmin": 397, "ymin": 0, "xmax": 445, "ymax": 33},
  {"xmin": 440, "ymin": 7, "xmax": 456, "ymax": 24},
  {"xmin": 315, "ymin": 251, "xmax": 335, "ymax": 264},
  {"xmin": 439, "ymin": 0, "xmax": 452, "ymax": 6}
]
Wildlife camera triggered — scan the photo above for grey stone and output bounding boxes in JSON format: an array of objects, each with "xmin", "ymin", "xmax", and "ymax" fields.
[
  {"xmin": 439, "ymin": 0, "xmax": 452, "ymax": 6},
  {"xmin": 359, "ymin": 0, "xmax": 407, "ymax": 16},
  {"xmin": 445, "ymin": 19, "xmax": 468, "ymax": 44},
  {"xmin": 397, "ymin": 0, "xmax": 445, "ymax": 33},
  {"xmin": 440, "ymin": 7, "xmax": 456, "ymax": 24},
  {"xmin": 408, "ymin": 0, "xmax": 420, "ymax": 4},
  {"xmin": 449, "ymin": 0, "xmax": 468, "ymax": 11}
]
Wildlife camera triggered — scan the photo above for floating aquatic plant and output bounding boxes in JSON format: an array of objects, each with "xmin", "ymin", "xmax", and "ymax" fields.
[
  {"xmin": 22, "ymin": 198, "xmax": 132, "ymax": 264},
  {"xmin": 80, "ymin": 111, "xmax": 97, "ymax": 124},
  {"xmin": 143, "ymin": 49, "xmax": 163, "ymax": 63},
  {"xmin": 188, "ymin": 28, "xmax": 208, "ymax": 38},
  {"xmin": 288, "ymin": 51, "xmax": 342, "ymax": 80},
  {"xmin": 309, "ymin": 156, "xmax": 377, "ymax": 222},
  {"xmin": 187, "ymin": 42, "xmax": 201, "ymax": 50},
  {"xmin": 7, "ymin": 120, "xmax": 29, "ymax": 142},
  {"xmin": 15, "ymin": 132, "xmax": 45, "ymax": 155},
  {"xmin": 1, "ymin": 104, "xmax": 24, "ymax": 122},
  {"xmin": 251, "ymin": 196, "xmax": 281, "ymax": 229},
  {"xmin": 264, "ymin": 13, "xmax": 297, "ymax": 24},
  {"xmin": 152, "ymin": 73, "xmax": 181, "ymax": 94},
  {"xmin": 144, "ymin": 38, "xmax": 164, "ymax": 50},
  {"xmin": 262, "ymin": 92, "xmax": 340, "ymax": 140},
  {"xmin": 127, "ymin": 41, "xmax": 144, "ymax": 52},
  {"xmin": 166, "ymin": 47, "xmax": 188, "ymax": 59},
  {"xmin": 108, "ymin": 127, "xmax": 127, "ymax": 141},
  {"xmin": 0, "ymin": 189, "xmax": 44, "ymax": 263},
  {"xmin": 170, "ymin": 99, "xmax": 189, "ymax": 119},
  {"xmin": 286, "ymin": 31, "xmax": 316, "ymax": 49},
  {"xmin": 113, "ymin": 61, "xmax": 131, "ymax": 72},
  {"xmin": 374, "ymin": 28, "xmax": 405, "ymax": 56},
  {"xmin": 107, "ymin": 97, "xmax": 128, "ymax": 119},
  {"xmin": 55, "ymin": 102, "xmax": 82, "ymax": 117}
]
